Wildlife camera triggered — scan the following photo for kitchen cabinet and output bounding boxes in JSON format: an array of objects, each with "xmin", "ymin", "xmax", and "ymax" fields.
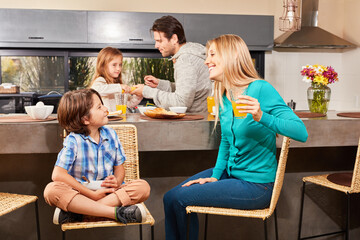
[
  {"xmin": 87, "ymin": 12, "xmax": 183, "ymax": 45},
  {"xmin": 0, "ymin": 9, "xmax": 273, "ymax": 50},
  {"xmin": 0, "ymin": 9, "xmax": 87, "ymax": 43},
  {"xmin": 184, "ymin": 14, "xmax": 274, "ymax": 51}
]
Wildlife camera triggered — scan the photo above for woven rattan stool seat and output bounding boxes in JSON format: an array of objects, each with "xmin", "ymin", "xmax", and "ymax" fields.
[
  {"xmin": 0, "ymin": 192, "xmax": 38, "ymax": 216},
  {"xmin": 0, "ymin": 192, "xmax": 40, "ymax": 239},
  {"xmin": 187, "ymin": 205, "xmax": 272, "ymax": 220},
  {"xmin": 303, "ymin": 174, "xmax": 352, "ymax": 193}
]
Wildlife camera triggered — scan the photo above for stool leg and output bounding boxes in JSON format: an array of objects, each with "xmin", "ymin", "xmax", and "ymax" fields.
[
  {"xmin": 62, "ymin": 231, "xmax": 66, "ymax": 240},
  {"xmin": 274, "ymin": 209, "xmax": 279, "ymax": 240},
  {"xmin": 346, "ymin": 194, "xmax": 350, "ymax": 240},
  {"xmin": 139, "ymin": 225, "xmax": 143, "ymax": 240},
  {"xmin": 264, "ymin": 219, "xmax": 268, "ymax": 240},
  {"xmin": 151, "ymin": 225, "xmax": 154, "ymax": 240},
  {"xmin": 186, "ymin": 213, "xmax": 191, "ymax": 240},
  {"xmin": 204, "ymin": 214, "xmax": 208, "ymax": 240},
  {"xmin": 298, "ymin": 181, "xmax": 306, "ymax": 240},
  {"xmin": 34, "ymin": 200, "xmax": 41, "ymax": 240}
]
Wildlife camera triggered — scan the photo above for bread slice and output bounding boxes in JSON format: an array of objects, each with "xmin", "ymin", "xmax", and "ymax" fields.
[{"xmin": 144, "ymin": 107, "xmax": 186, "ymax": 119}]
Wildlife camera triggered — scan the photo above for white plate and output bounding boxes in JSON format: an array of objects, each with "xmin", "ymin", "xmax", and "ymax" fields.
[{"xmin": 211, "ymin": 112, "xmax": 216, "ymax": 116}]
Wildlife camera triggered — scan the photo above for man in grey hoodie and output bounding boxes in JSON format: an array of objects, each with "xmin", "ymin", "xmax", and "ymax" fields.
[{"xmin": 132, "ymin": 15, "xmax": 212, "ymax": 113}]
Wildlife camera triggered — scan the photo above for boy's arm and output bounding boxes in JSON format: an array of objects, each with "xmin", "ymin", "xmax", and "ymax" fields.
[
  {"xmin": 52, "ymin": 166, "xmax": 114, "ymax": 200},
  {"xmin": 114, "ymin": 165, "xmax": 125, "ymax": 185}
]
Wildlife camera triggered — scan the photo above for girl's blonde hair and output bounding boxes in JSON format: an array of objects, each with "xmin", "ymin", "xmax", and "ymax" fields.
[
  {"xmin": 207, "ymin": 34, "xmax": 261, "ymax": 125},
  {"xmin": 90, "ymin": 47, "xmax": 123, "ymax": 86}
]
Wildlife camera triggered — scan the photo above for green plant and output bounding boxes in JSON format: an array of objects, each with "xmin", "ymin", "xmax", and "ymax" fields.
[
  {"xmin": 69, "ymin": 57, "xmax": 96, "ymax": 90},
  {"xmin": 122, "ymin": 57, "xmax": 174, "ymax": 85}
]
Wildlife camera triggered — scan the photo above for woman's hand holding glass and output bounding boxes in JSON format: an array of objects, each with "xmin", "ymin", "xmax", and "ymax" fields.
[
  {"xmin": 182, "ymin": 177, "xmax": 218, "ymax": 187},
  {"xmin": 234, "ymin": 95, "xmax": 263, "ymax": 122}
]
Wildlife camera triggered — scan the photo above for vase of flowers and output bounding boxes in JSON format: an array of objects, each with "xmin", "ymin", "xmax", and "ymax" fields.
[{"xmin": 301, "ymin": 64, "xmax": 339, "ymax": 114}]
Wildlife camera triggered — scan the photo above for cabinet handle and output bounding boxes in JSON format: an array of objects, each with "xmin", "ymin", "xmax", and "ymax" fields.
[
  {"xmin": 28, "ymin": 36, "xmax": 44, "ymax": 40},
  {"xmin": 129, "ymin": 38, "xmax": 143, "ymax": 42}
]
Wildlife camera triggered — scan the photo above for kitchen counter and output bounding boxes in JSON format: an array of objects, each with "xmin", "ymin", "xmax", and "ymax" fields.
[{"xmin": 0, "ymin": 111, "xmax": 359, "ymax": 154}]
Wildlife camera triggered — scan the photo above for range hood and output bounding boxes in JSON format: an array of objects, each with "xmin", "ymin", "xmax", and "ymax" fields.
[{"xmin": 274, "ymin": 0, "xmax": 356, "ymax": 49}]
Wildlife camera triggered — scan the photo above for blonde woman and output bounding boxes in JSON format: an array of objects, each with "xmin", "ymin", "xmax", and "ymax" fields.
[
  {"xmin": 89, "ymin": 47, "xmax": 142, "ymax": 112},
  {"xmin": 163, "ymin": 34, "xmax": 308, "ymax": 240}
]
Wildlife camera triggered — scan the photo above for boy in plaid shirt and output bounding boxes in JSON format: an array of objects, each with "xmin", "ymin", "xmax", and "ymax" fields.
[{"xmin": 44, "ymin": 88, "xmax": 150, "ymax": 224}]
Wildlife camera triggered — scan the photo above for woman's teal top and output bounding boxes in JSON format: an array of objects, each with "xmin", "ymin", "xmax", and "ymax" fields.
[{"xmin": 211, "ymin": 80, "xmax": 308, "ymax": 183}]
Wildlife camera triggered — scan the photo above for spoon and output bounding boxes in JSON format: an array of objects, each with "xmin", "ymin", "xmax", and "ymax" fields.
[{"xmin": 82, "ymin": 176, "xmax": 90, "ymax": 183}]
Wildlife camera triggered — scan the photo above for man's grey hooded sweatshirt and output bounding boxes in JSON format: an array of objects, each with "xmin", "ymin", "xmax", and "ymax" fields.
[{"xmin": 143, "ymin": 42, "xmax": 212, "ymax": 113}]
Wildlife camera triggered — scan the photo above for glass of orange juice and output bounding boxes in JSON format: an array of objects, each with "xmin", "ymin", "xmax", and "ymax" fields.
[
  {"xmin": 229, "ymin": 89, "xmax": 247, "ymax": 119},
  {"xmin": 114, "ymin": 93, "xmax": 128, "ymax": 115},
  {"xmin": 207, "ymin": 96, "xmax": 215, "ymax": 114}
]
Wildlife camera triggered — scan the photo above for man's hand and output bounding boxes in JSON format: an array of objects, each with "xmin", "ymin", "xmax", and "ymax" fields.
[{"xmin": 144, "ymin": 75, "xmax": 159, "ymax": 88}]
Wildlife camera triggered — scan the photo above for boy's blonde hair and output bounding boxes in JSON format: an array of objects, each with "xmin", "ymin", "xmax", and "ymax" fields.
[
  {"xmin": 90, "ymin": 47, "xmax": 123, "ymax": 86},
  {"xmin": 57, "ymin": 89, "xmax": 103, "ymax": 136}
]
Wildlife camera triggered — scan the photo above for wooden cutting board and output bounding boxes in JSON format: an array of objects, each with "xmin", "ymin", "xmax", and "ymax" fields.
[
  {"xmin": 294, "ymin": 112, "xmax": 326, "ymax": 118},
  {"xmin": 337, "ymin": 112, "xmax": 360, "ymax": 118},
  {"xmin": 140, "ymin": 114, "xmax": 204, "ymax": 121},
  {"xmin": 0, "ymin": 115, "xmax": 57, "ymax": 123}
]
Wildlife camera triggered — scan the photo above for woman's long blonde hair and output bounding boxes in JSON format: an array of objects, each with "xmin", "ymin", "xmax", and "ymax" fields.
[
  {"xmin": 90, "ymin": 47, "xmax": 123, "ymax": 86},
  {"xmin": 207, "ymin": 34, "xmax": 261, "ymax": 125}
]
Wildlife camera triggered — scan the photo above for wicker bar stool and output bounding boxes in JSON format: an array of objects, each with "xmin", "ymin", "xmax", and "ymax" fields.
[
  {"xmin": 186, "ymin": 136, "xmax": 291, "ymax": 240},
  {"xmin": 0, "ymin": 192, "xmax": 40, "ymax": 239},
  {"xmin": 60, "ymin": 124, "xmax": 155, "ymax": 240},
  {"xmin": 298, "ymin": 137, "xmax": 360, "ymax": 240}
]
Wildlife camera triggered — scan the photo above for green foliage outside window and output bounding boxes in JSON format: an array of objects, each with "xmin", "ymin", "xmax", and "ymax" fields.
[
  {"xmin": 1, "ymin": 56, "xmax": 64, "ymax": 94},
  {"xmin": 69, "ymin": 57, "xmax": 96, "ymax": 90},
  {"xmin": 122, "ymin": 57, "xmax": 174, "ymax": 85}
]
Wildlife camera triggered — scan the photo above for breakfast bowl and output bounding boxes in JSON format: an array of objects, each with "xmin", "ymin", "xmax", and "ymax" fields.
[
  {"xmin": 81, "ymin": 180, "xmax": 104, "ymax": 190},
  {"xmin": 169, "ymin": 106, "xmax": 187, "ymax": 114},
  {"xmin": 137, "ymin": 106, "xmax": 156, "ymax": 115},
  {"xmin": 25, "ymin": 101, "xmax": 54, "ymax": 120}
]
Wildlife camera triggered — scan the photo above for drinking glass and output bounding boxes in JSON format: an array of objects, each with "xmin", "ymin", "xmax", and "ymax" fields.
[
  {"xmin": 207, "ymin": 96, "xmax": 215, "ymax": 114},
  {"xmin": 229, "ymin": 89, "xmax": 247, "ymax": 119},
  {"xmin": 114, "ymin": 93, "xmax": 128, "ymax": 115}
]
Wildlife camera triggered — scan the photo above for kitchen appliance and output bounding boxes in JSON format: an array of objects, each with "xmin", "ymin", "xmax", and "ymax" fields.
[
  {"xmin": 275, "ymin": 0, "xmax": 356, "ymax": 49},
  {"xmin": 0, "ymin": 92, "xmax": 37, "ymax": 113}
]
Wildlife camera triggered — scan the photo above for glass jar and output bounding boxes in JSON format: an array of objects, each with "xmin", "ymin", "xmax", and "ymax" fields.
[{"xmin": 307, "ymin": 83, "xmax": 331, "ymax": 114}]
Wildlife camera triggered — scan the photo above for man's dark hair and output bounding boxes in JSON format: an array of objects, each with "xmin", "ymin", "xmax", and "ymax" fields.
[{"xmin": 151, "ymin": 15, "xmax": 186, "ymax": 44}]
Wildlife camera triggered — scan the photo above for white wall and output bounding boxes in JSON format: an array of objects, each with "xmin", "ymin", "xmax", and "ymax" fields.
[{"xmin": 0, "ymin": 0, "xmax": 359, "ymax": 111}]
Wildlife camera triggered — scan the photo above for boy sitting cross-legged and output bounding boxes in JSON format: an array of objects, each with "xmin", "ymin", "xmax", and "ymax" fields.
[{"xmin": 44, "ymin": 88, "xmax": 150, "ymax": 224}]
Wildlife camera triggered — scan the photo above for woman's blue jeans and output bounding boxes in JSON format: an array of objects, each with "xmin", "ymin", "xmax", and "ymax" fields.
[{"xmin": 163, "ymin": 168, "xmax": 274, "ymax": 240}]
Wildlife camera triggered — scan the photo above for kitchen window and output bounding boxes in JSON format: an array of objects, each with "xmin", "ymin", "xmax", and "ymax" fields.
[{"xmin": 0, "ymin": 49, "xmax": 174, "ymax": 94}]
